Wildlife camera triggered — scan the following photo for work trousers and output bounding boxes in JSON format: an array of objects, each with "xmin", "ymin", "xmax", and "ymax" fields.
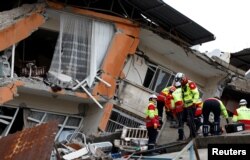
[
  {"xmin": 157, "ymin": 100, "xmax": 164, "ymax": 126},
  {"xmin": 166, "ymin": 110, "xmax": 174, "ymax": 121},
  {"xmin": 177, "ymin": 106, "xmax": 197, "ymax": 140},
  {"xmin": 147, "ymin": 127, "xmax": 158, "ymax": 150},
  {"xmin": 185, "ymin": 107, "xmax": 197, "ymax": 138},
  {"xmin": 176, "ymin": 111, "xmax": 184, "ymax": 140},
  {"xmin": 202, "ymin": 100, "xmax": 221, "ymax": 136}
]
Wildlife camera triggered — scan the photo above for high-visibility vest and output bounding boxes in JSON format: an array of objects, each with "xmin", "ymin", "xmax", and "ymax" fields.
[
  {"xmin": 232, "ymin": 106, "xmax": 250, "ymax": 129},
  {"xmin": 145, "ymin": 101, "xmax": 159, "ymax": 127},
  {"xmin": 172, "ymin": 87, "xmax": 184, "ymax": 112},
  {"xmin": 195, "ymin": 99, "xmax": 203, "ymax": 116},
  {"xmin": 165, "ymin": 94, "xmax": 175, "ymax": 111},
  {"xmin": 157, "ymin": 87, "xmax": 171, "ymax": 102},
  {"xmin": 157, "ymin": 87, "xmax": 175, "ymax": 112},
  {"xmin": 161, "ymin": 87, "xmax": 169, "ymax": 95},
  {"xmin": 182, "ymin": 80, "xmax": 200, "ymax": 108}
]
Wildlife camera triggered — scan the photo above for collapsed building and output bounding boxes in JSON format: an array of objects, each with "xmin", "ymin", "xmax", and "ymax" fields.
[
  {"xmin": 0, "ymin": 0, "xmax": 247, "ymax": 144},
  {"xmin": 220, "ymin": 48, "xmax": 250, "ymax": 114}
]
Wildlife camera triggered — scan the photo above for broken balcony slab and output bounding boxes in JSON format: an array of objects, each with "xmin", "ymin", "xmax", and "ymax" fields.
[{"xmin": 13, "ymin": 77, "xmax": 107, "ymax": 104}]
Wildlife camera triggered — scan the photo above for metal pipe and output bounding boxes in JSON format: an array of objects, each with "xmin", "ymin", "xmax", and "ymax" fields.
[
  {"xmin": 75, "ymin": 80, "xmax": 103, "ymax": 109},
  {"xmin": 11, "ymin": 44, "xmax": 15, "ymax": 78},
  {"xmin": 95, "ymin": 76, "xmax": 111, "ymax": 87},
  {"xmin": 72, "ymin": 79, "xmax": 87, "ymax": 90},
  {"xmin": 4, "ymin": 107, "xmax": 19, "ymax": 136}
]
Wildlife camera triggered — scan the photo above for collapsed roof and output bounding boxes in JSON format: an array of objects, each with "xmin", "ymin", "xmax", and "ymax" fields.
[
  {"xmin": 230, "ymin": 48, "xmax": 250, "ymax": 71},
  {"xmin": 51, "ymin": 0, "xmax": 215, "ymax": 46}
]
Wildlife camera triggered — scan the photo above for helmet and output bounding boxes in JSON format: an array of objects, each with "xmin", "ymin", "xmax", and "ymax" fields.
[
  {"xmin": 239, "ymin": 99, "xmax": 247, "ymax": 106},
  {"xmin": 174, "ymin": 72, "xmax": 188, "ymax": 86},
  {"xmin": 175, "ymin": 72, "xmax": 184, "ymax": 82},
  {"xmin": 149, "ymin": 94, "xmax": 157, "ymax": 100}
]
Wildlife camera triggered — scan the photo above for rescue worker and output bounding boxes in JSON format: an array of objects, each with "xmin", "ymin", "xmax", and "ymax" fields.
[
  {"xmin": 174, "ymin": 72, "xmax": 200, "ymax": 139},
  {"xmin": 157, "ymin": 86, "xmax": 176, "ymax": 126},
  {"xmin": 202, "ymin": 97, "xmax": 229, "ymax": 136},
  {"xmin": 157, "ymin": 93, "xmax": 165, "ymax": 127},
  {"xmin": 194, "ymin": 99, "xmax": 203, "ymax": 134},
  {"xmin": 145, "ymin": 94, "xmax": 160, "ymax": 150},
  {"xmin": 232, "ymin": 99, "xmax": 250, "ymax": 130},
  {"xmin": 172, "ymin": 81, "xmax": 185, "ymax": 140},
  {"xmin": 164, "ymin": 86, "xmax": 176, "ymax": 123}
]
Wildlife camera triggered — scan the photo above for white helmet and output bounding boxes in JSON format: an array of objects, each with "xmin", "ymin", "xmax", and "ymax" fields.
[
  {"xmin": 149, "ymin": 94, "xmax": 157, "ymax": 100},
  {"xmin": 175, "ymin": 72, "xmax": 185, "ymax": 82},
  {"xmin": 239, "ymin": 99, "xmax": 247, "ymax": 106}
]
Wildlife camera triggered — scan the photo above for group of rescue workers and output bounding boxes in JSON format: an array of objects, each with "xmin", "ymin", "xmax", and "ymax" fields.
[{"xmin": 145, "ymin": 72, "xmax": 250, "ymax": 150}]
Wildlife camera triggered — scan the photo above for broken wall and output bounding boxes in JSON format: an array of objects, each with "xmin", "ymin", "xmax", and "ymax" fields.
[
  {"xmin": 0, "ymin": 4, "xmax": 46, "ymax": 51},
  {"xmin": 80, "ymin": 103, "xmax": 106, "ymax": 135}
]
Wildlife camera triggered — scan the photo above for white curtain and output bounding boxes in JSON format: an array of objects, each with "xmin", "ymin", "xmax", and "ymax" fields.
[
  {"xmin": 49, "ymin": 14, "xmax": 114, "ymax": 88},
  {"xmin": 89, "ymin": 20, "xmax": 114, "ymax": 86}
]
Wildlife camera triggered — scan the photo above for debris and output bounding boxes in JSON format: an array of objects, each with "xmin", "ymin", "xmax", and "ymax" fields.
[
  {"xmin": 114, "ymin": 126, "xmax": 148, "ymax": 152},
  {"xmin": 0, "ymin": 121, "xmax": 58, "ymax": 160}
]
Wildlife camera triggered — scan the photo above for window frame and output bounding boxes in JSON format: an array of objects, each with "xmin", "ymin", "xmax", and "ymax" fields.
[
  {"xmin": 0, "ymin": 105, "xmax": 19, "ymax": 136},
  {"xmin": 27, "ymin": 109, "xmax": 83, "ymax": 141},
  {"xmin": 147, "ymin": 64, "xmax": 175, "ymax": 93}
]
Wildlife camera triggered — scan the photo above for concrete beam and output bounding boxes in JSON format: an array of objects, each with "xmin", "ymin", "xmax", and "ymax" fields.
[
  {"xmin": 0, "ymin": 80, "xmax": 24, "ymax": 104},
  {"xmin": 0, "ymin": 4, "xmax": 46, "ymax": 51},
  {"xmin": 195, "ymin": 131, "xmax": 250, "ymax": 148}
]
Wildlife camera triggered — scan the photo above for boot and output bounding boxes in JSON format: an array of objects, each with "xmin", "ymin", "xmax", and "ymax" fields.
[
  {"xmin": 177, "ymin": 128, "xmax": 184, "ymax": 141},
  {"xmin": 203, "ymin": 125, "xmax": 210, "ymax": 137},
  {"xmin": 148, "ymin": 144, "xmax": 155, "ymax": 150}
]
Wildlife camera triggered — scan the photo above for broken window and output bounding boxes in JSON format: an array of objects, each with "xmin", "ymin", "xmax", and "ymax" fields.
[
  {"xmin": 14, "ymin": 29, "xmax": 58, "ymax": 78},
  {"xmin": 0, "ymin": 105, "xmax": 20, "ymax": 136},
  {"xmin": 3, "ymin": 11, "xmax": 114, "ymax": 93},
  {"xmin": 106, "ymin": 108, "xmax": 144, "ymax": 132},
  {"xmin": 26, "ymin": 109, "xmax": 83, "ymax": 142},
  {"xmin": 144, "ymin": 64, "xmax": 175, "ymax": 93},
  {"xmin": 48, "ymin": 13, "xmax": 115, "ymax": 88}
]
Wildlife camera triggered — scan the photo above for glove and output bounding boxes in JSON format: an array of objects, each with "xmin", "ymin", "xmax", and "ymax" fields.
[
  {"xmin": 195, "ymin": 107, "xmax": 202, "ymax": 117},
  {"xmin": 154, "ymin": 123, "xmax": 158, "ymax": 129},
  {"xmin": 226, "ymin": 118, "xmax": 229, "ymax": 124}
]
